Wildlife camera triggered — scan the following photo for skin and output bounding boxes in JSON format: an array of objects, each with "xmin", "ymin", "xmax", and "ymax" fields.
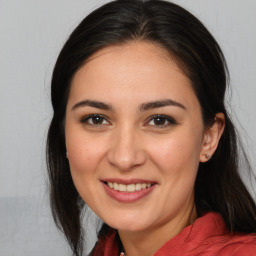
[{"xmin": 65, "ymin": 42, "xmax": 224, "ymax": 256}]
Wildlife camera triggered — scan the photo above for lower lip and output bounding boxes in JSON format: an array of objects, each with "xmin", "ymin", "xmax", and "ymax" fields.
[{"xmin": 102, "ymin": 182, "xmax": 156, "ymax": 203}]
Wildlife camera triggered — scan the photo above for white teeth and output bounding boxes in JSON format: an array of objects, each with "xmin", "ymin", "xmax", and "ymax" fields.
[
  {"xmin": 127, "ymin": 184, "xmax": 135, "ymax": 192},
  {"xmin": 107, "ymin": 182, "xmax": 152, "ymax": 192},
  {"xmin": 108, "ymin": 182, "xmax": 114, "ymax": 188},
  {"xmin": 119, "ymin": 184, "xmax": 126, "ymax": 192},
  {"xmin": 135, "ymin": 183, "xmax": 142, "ymax": 191}
]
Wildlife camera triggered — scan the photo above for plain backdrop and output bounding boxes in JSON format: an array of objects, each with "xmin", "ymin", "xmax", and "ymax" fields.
[{"xmin": 0, "ymin": 0, "xmax": 255, "ymax": 255}]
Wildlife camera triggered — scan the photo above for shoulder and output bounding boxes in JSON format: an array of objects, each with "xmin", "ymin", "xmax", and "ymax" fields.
[
  {"xmin": 191, "ymin": 212, "xmax": 256, "ymax": 255},
  {"xmin": 215, "ymin": 234, "xmax": 256, "ymax": 256},
  {"xmin": 156, "ymin": 212, "xmax": 256, "ymax": 256}
]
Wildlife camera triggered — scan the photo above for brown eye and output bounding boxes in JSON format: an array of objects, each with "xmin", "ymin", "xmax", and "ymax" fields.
[
  {"xmin": 153, "ymin": 117, "xmax": 167, "ymax": 125},
  {"xmin": 91, "ymin": 116, "xmax": 104, "ymax": 124},
  {"xmin": 147, "ymin": 115, "xmax": 177, "ymax": 127},
  {"xmin": 80, "ymin": 114, "xmax": 109, "ymax": 125}
]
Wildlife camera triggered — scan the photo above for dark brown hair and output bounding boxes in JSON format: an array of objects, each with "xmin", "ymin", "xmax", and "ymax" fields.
[{"xmin": 46, "ymin": 0, "xmax": 256, "ymax": 255}]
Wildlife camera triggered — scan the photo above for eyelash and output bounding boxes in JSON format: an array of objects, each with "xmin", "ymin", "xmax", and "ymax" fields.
[
  {"xmin": 146, "ymin": 114, "xmax": 177, "ymax": 127},
  {"xmin": 80, "ymin": 114, "xmax": 110, "ymax": 126},
  {"xmin": 80, "ymin": 114, "xmax": 177, "ymax": 128}
]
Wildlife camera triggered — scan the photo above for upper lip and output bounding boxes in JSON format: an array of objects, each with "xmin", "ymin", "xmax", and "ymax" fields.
[{"xmin": 101, "ymin": 178, "xmax": 157, "ymax": 185}]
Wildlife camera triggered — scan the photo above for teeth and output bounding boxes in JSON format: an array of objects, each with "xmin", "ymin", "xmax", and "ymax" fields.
[
  {"xmin": 119, "ymin": 184, "xmax": 126, "ymax": 192},
  {"xmin": 108, "ymin": 182, "xmax": 114, "ymax": 189},
  {"xmin": 107, "ymin": 182, "xmax": 152, "ymax": 192},
  {"xmin": 127, "ymin": 184, "xmax": 135, "ymax": 192},
  {"xmin": 135, "ymin": 183, "xmax": 141, "ymax": 191}
]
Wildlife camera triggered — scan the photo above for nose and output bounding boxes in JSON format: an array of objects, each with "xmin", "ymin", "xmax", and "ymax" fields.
[{"xmin": 107, "ymin": 126, "xmax": 146, "ymax": 171}]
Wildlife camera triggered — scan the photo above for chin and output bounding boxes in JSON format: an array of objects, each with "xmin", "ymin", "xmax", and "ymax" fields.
[{"xmin": 104, "ymin": 212, "xmax": 153, "ymax": 232}]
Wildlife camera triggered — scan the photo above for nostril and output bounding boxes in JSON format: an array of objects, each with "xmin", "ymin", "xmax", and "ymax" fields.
[{"xmin": 107, "ymin": 146, "xmax": 147, "ymax": 171}]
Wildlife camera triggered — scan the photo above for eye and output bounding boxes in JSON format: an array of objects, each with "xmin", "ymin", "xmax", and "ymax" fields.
[
  {"xmin": 80, "ymin": 114, "xmax": 110, "ymax": 126},
  {"xmin": 147, "ymin": 114, "xmax": 177, "ymax": 127}
]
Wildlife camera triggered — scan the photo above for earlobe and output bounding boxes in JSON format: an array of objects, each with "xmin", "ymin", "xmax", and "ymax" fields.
[{"xmin": 200, "ymin": 113, "xmax": 225, "ymax": 162}]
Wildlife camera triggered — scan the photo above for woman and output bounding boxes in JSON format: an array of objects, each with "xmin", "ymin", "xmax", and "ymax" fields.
[{"xmin": 47, "ymin": 0, "xmax": 256, "ymax": 255}]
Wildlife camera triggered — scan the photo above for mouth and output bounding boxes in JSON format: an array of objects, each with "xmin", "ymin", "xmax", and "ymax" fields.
[
  {"xmin": 101, "ymin": 179, "xmax": 157, "ymax": 202},
  {"xmin": 106, "ymin": 182, "xmax": 153, "ymax": 192}
]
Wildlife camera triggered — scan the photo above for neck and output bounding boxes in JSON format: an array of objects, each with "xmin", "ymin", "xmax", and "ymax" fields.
[{"xmin": 118, "ymin": 203, "xmax": 197, "ymax": 256}]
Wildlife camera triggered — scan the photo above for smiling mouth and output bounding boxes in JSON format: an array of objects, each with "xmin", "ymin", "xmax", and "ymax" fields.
[
  {"xmin": 102, "ymin": 180, "xmax": 157, "ymax": 202},
  {"xmin": 106, "ymin": 182, "xmax": 153, "ymax": 192}
]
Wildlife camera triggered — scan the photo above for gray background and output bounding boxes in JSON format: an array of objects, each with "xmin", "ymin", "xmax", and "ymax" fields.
[{"xmin": 0, "ymin": 0, "xmax": 255, "ymax": 255}]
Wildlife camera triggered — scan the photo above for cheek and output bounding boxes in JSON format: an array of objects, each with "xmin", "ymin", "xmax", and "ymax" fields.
[
  {"xmin": 68, "ymin": 138, "xmax": 104, "ymax": 175},
  {"xmin": 147, "ymin": 131, "xmax": 202, "ymax": 213},
  {"xmin": 150, "ymin": 135, "xmax": 201, "ymax": 166},
  {"xmin": 66, "ymin": 136, "xmax": 107, "ymax": 207},
  {"xmin": 147, "ymin": 129, "xmax": 202, "ymax": 175},
  {"xmin": 65, "ymin": 127, "xmax": 108, "ymax": 194}
]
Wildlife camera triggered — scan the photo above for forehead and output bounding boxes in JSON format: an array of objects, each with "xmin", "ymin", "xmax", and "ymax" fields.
[
  {"xmin": 85, "ymin": 41, "xmax": 172, "ymax": 65},
  {"xmin": 68, "ymin": 42, "xmax": 199, "ymax": 112}
]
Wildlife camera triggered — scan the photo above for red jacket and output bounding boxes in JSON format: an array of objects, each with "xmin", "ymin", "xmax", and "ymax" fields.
[{"xmin": 92, "ymin": 212, "xmax": 256, "ymax": 255}]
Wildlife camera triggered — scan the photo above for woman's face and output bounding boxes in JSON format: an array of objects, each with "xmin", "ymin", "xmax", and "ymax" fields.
[{"xmin": 65, "ymin": 42, "xmax": 207, "ymax": 233}]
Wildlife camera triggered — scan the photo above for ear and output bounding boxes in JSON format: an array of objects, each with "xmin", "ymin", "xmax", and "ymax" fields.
[{"xmin": 200, "ymin": 113, "xmax": 225, "ymax": 162}]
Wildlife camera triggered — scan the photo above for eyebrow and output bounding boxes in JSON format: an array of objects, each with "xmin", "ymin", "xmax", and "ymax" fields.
[
  {"xmin": 71, "ymin": 100, "xmax": 113, "ymax": 111},
  {"xmin": 71, "ymin": 98, "xmax": 185, "ymax": 112},
  {"xmin": 139, "ymin": 99, "xmax": 186, "ymax": 111}
]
